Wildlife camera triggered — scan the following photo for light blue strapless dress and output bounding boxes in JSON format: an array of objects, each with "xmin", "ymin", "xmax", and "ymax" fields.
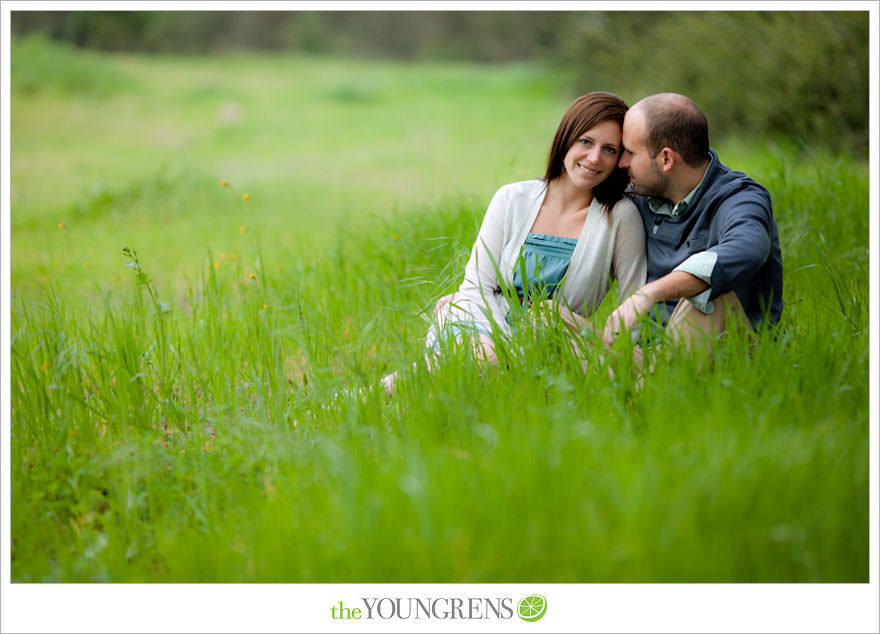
[{"xmin": 511, "ymin": 232, "xmax": 578, "ymax": 302}]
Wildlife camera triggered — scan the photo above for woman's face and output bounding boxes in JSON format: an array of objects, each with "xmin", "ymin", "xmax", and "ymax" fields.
[{"xmin": 561, "ymin": 119, "xmax": 622, "ymax": 191}]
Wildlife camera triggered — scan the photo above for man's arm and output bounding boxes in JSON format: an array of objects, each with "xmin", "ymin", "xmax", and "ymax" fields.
[
  {"xmin": 603, "ymin": 186, "xmax": 775, "ymax": 346},
  {"xmin": 602, "ymin": 271, "xmax": 709, "ymax": 346}
]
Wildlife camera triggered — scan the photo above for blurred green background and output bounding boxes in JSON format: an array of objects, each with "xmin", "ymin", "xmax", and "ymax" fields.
[
  {"xmin": 12, "ymin": 10, "xmax": 869, "ymax": 156},
  {"xmin": 10, "ymin": 10, "xmax": 870, "ymax": 301}
]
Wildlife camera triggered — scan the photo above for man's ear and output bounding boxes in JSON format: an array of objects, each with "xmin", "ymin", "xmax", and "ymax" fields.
[{"xmin": 658, "ymin": 147, "xmax": 677, "ymax": 172}]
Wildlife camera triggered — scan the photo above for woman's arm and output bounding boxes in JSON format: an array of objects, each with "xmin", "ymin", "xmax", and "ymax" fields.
[
  {"xmin": 611, "ymin": 200, "xmax": 648, "ymax": 304},
  {"xmin": 429, "ymin": 185, "xmax": 514, "ymax": 349},
  {"xmin": 457, "ymin": 185, "xmax": 511, "ymax": 299},
  {"xmin": 434, "ymin": 293, "xmax": 455, "ymax": 316}
]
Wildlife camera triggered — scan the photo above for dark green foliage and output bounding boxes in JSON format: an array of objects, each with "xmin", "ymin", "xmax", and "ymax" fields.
[
  {"xmin": 564, "ymin": 11, "xmax": 869, "ymax": 156},
  {"xmin": 10, "ymin": 11, "xmax": 575, "ymax": 60}
]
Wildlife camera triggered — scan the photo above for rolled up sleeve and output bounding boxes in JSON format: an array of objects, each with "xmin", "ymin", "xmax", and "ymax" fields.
[{"xmin": 673, "ymin": 251, "xmax": 718, "ymax": 314}]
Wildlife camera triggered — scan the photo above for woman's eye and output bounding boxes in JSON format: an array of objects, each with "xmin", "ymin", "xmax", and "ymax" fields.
[
  {"xmin": 580, "ymin": 138, "xmax": 592, "ymax": 145},
  {"xmin": 603, "ymin": 146, "xmax": 618, "ymax": 154}
]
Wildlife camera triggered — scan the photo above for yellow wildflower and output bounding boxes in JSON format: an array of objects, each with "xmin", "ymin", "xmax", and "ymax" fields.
[
  {"xmin": 58, "ymin": 222, "xmax": 66, "ymax": 231},
  {"xmin": 249, "ymin": 273, "xmax": 256, "ymax": 279},
  {"xmin": 240, "ymin": 225, "xmax": 248, "ymax": 233},
  {"xmin": 220, "ymin": 179, "xmax": 228, "ymax": 187},
  {"xmin": 243, "ymin": 193, "xmax": 251, "ymax": 201}
]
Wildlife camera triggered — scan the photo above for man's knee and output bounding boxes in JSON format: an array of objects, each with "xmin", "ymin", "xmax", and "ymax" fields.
[{"xmin": 666, "ymin": 290, "xmax": 752, "ymax": 354}]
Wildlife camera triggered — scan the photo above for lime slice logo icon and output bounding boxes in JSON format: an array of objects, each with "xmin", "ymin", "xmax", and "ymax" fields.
[{"xmin": 517, "ymin": 594, "xmax": 547, "ymax": 622}]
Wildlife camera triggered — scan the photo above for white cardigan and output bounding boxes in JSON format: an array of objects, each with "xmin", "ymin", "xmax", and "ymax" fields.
[{"xmin": 428, "ymin": 179, "xmax": 647, "ymax": 344}]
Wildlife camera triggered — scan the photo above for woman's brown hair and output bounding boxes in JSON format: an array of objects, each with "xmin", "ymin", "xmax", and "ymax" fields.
[{"xmin": 543, "ymin": 91, "xmax": 630, "ymax": 215}]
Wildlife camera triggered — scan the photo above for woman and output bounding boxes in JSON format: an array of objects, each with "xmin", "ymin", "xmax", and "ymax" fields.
[{"xmin": 385, "ymin": 92, "xmax": 646, "ymax": 393}]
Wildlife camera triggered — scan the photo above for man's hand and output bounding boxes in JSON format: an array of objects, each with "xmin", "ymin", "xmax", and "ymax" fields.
[
  {"xmin": 603, "ymin": 291, "xmax": 654, "ymax": 346},
  {"xmin": 603, "ymin": 271, "xmax": 710, "ymax": 346}
]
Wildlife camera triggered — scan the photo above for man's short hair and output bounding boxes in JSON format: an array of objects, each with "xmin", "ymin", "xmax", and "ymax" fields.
[{"xmin": 640, "ymin": 94, "xmax": 710, "ymax": 167}]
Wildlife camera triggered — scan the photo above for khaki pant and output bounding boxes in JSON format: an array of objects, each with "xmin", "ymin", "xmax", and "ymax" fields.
[{"xmin": 664, "ymin": 290, "xmax": 754, "ymax": 358}]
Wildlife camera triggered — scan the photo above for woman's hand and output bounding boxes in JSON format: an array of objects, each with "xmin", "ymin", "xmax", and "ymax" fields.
[{"xmin": 434, "ymin": 293, "xmax": 456, "ymax": 316}]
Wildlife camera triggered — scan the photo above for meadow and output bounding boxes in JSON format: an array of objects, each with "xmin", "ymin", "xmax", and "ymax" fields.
[{"xmin": 9, "ymin": 38, "xmax": 870, "ymax": 582}]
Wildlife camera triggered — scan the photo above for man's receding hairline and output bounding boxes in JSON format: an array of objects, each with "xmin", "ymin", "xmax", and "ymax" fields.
[
  {"xmin": 630, "ymin": 92, "xmax": 709, "ymax": 166},
  {"xmin": 634, "ymin": 92, "xmax": 701, "ymax": 121}
]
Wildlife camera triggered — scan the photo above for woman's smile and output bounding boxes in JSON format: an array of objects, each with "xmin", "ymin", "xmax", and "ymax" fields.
[
  {"xmin": 562, "ymin": 119, "xmax": 622, "ymax": 189},
  {"xmin": 576, "ymin": 162, "xmax": 602, "ymax": 176}
]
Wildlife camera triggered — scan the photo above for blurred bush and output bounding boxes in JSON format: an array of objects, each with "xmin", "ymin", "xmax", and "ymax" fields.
[
  {"xmin": 562, "ymin": 12, "xmax": 868, "ymax": 156},
  {"xmin": 11, "ymin": 10, "xmax": 868, "ymax": 155}
]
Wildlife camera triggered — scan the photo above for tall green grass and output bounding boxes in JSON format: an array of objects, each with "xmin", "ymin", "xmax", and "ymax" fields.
[{"xmin": 9, "ymin": 42, "xmax": 869, "ymax": 581}]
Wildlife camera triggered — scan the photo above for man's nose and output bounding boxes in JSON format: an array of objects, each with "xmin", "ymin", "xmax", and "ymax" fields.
[{"xmin": 618, "ymin": 154, "xmax": 630, "ymax": 168}]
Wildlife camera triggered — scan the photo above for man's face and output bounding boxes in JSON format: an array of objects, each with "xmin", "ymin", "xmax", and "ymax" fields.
[{"xmin": 619, "ymin": 108, "xmax": 668, "ymax": 198}]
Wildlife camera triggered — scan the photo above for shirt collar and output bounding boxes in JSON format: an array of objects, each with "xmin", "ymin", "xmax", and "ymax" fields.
[{"xmin": 647, "ymin": 164, "xmax": 710, "ymax": 217}]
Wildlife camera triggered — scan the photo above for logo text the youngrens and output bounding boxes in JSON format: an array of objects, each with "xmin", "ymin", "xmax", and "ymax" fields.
[{"xmin": 330, "ymin": 597, "xmax": 514, "ymax": 620}]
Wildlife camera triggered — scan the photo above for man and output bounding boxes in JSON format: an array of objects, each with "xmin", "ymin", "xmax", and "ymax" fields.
[{"xmin": 603, "ymin": 93, "xmax": 783, "ymax": 355}]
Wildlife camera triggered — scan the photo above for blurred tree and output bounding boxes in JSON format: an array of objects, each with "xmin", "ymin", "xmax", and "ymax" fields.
[
  {"xmin": 10, "ymin": 11, "xmax": 574, "ymax": 60},
  {"xmin": 564, "ymin": 11, "xmax": 868, "ymax": 155}
]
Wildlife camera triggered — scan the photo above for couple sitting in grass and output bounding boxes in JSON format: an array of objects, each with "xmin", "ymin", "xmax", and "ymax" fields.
[{"xmin": 383, "ymin": 91, "xmax": 784, "ymax": 394}]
